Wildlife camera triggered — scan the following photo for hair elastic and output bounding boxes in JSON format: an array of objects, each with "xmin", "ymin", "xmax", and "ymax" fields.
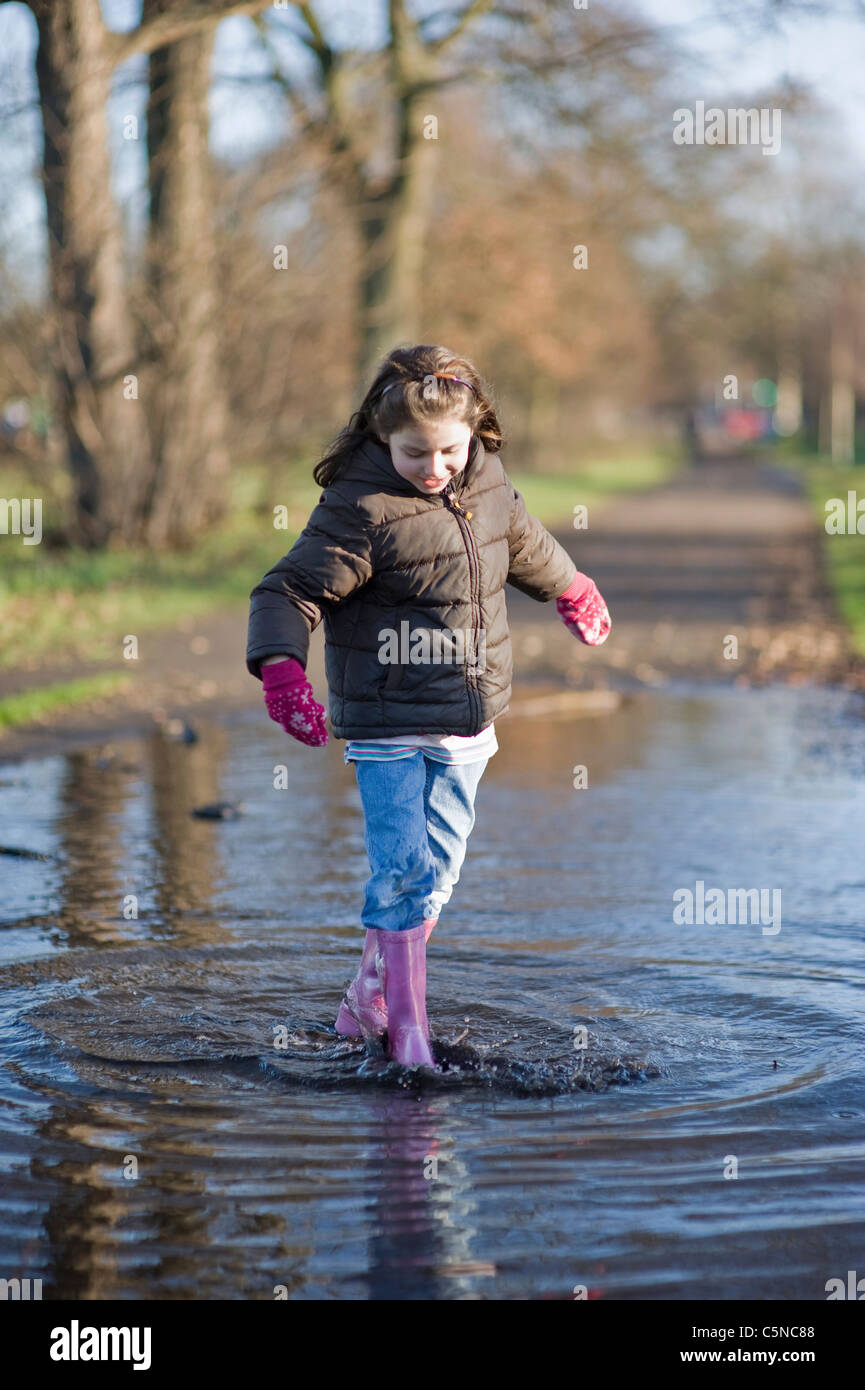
[{"xmin": 379, "ymin": 372, "xmax": 476, "ymax": 398}]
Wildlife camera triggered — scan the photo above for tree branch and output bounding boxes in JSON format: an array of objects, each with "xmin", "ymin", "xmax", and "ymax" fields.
[
  {"xmin": 252, "ymin": 6, "xmax": 370, "ymax": 196},
  {"xmin": 250, "ymin": 12, "xmax": 321, "ymax": 133},
  {"xmin": 426, "ymin": 0, "xmax": 494, "ymax": 53},
  {"xmin": 297, "ymin": 1, "xmax": 334, "ymax": 71},
  {"xmin": 110, "ymin": 0, "xmax": 281, "ymax": 65}
]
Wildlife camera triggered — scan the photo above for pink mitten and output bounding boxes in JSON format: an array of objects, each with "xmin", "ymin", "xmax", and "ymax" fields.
[
  {"xmin": 262, "ymin": 658, "xmax": 329, "ymax": 747},
  {"xmin": 555, "ymin": 571, "xmax": 611, "ymax": 646}
]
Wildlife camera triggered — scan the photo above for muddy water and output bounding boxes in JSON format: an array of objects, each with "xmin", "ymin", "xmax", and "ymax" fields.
[{"xmin": 1, "ymin": 684, "xmax": 864, "ymax": 1300}]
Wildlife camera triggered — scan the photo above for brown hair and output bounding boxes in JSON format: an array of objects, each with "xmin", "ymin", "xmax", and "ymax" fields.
[{"xmin": 313, "ymin": 344, "xmax": 503, "ymax": 488}]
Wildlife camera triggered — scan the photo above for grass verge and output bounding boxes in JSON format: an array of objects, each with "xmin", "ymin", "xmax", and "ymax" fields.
[
  {"xmin": 0, "ymin": 446, "xmax": 681, "ymax": 683},
  {"xmin": 773, "ymin": 446, "xmax": 865, "ymax": 655},
  {"xmin": 0, "ymin": 465, "xmax": 321, "ymax": 672},
  {"xmin": 0, "ymin": 673, "xmax": 131, "ymax": 732}
]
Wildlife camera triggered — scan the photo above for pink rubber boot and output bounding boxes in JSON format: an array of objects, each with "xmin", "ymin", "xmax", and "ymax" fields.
[
  {"xmin": 374, "ymin": 922, "xmax": 435, "ymax": 1068},
  {"xmin": 335, "ymin": 930, "xmax": 386, "ymax": 1038},
  {"xmin": 335, "ymin": 918, "xmax": 438, "ymax": 1039}
]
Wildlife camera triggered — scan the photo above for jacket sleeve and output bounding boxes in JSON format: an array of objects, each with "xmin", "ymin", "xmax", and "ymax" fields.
[
  {"xmin": 505, "ymin": 477, "xmax": 578, "ymax": 601},
  {"xmin": 246, "ymin": 489, "xmax": 375, "ymax": 679}
]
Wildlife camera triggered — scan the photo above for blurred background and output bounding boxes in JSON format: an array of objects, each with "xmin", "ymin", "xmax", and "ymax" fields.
[{"xmin": 0, "ymin": 0, "xmax": 864, "ymax": 693}]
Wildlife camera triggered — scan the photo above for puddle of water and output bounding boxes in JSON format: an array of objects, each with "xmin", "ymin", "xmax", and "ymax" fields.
[{"xmin": 1, "ymin": 684, "xmax": 864, "ymax": 1299}]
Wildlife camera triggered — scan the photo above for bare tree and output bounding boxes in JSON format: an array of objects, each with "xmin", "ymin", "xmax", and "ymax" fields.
[
  {"xmin": 141, "ymin": 0, "xmax": 230, "ymax": 545},
  {"xmin": 29, "ymin": 0, "xmax": 150, "ymax": 545},
  {"xmin": 251, "ymin": 0, "xmax": 686, "ymax": 384},
  {"xmin": 17, "ymin": 0, "xmax": 271, "ymax": 546}
]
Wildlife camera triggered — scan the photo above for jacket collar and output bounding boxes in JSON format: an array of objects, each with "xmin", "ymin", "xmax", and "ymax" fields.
[{"xmin": 355, "ymin": 432, "xmax": 484, "ymax": 500}]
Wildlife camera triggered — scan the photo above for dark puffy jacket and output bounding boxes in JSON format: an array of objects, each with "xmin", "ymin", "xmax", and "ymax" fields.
[{"xmin": 246, "ymin": 433, "xmax": 577, "ymax": 738}]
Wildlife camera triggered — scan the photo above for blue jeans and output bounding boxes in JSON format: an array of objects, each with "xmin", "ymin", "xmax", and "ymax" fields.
[{"xmin": 353, "ymin": 753, "xmax": 489, "ymax": 932}]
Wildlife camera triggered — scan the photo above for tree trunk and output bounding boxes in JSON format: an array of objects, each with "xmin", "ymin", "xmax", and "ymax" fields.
[
  {"xmin": 828, "ymin": 318, "xmax": 855, "ymax": 467},
  {"xmin": 142, "ymin": 3, "xmax": 229, "ymax": 547},
  {"xmin": 357, "ymin": 142, "xmax": 438, "ymax": 381},
  {"xmin": 775, "ymin": 356, "xmax": 802, "ymax": 438},
  {"xmin": 830, "ymin": 379, "xmax": 855, "ymax": 467},
  {"xmin": 356, "ymin": 34, "xmax": 438, "ymax": 383},
  {"xmin": 32, "ymin": 0, "xmax": 152, "ymax": 546}
]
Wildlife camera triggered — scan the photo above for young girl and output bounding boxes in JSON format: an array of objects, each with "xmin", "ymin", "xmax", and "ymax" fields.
[{"xmin": 247, "ymin": 345, "xmax": 610, "ymax": 1070}]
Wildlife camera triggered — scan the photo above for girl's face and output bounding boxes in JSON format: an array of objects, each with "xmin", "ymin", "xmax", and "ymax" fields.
[{"xmin": 384, "ymin": 418, "xmax": 472, "ymax": 494}]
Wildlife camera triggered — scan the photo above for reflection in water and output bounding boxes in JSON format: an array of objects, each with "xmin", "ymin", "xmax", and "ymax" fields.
[
  {"xmin": 367, "ymin": 1094, "xmax": 452, "ymax": 1301},
  {"xmin": 147, "ymin": 728, "xmax": 233, "ymax": 944},
  {"xmin": 1, "ymin": 685, "xmax": 865, "ymax": 1299},
  {"xmin": 55, "ymin": 752, "xmax": 137, "ymax": 948}
]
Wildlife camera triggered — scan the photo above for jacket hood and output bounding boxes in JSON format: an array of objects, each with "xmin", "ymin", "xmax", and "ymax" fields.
[{"xmin": 352, "ymin": 432, "xmax": 484, "ymax": 499}]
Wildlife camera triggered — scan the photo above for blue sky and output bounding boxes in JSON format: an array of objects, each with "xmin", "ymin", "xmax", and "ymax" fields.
[{"xmin": 640, "ymin": 0, "xmax": 865, "ymax": 145}]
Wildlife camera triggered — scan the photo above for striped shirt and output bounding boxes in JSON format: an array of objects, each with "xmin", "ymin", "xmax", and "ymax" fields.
[{"xmin": 344, "ymin": 722, "xmax": 498, "ymax": 765}]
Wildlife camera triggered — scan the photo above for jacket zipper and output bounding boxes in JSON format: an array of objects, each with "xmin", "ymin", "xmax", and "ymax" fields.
[{"xmin": 443, "ymin": 482, "xmax": 482, "ymax": 735}]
